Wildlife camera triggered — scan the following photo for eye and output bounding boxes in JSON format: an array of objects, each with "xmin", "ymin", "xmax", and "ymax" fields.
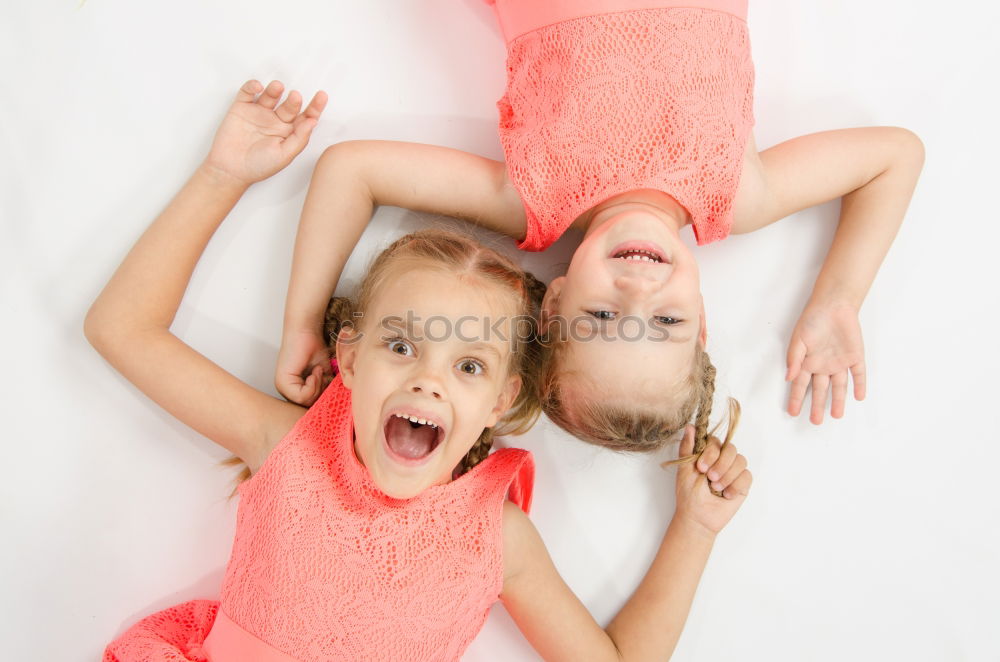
[
  {"xmin": 386, "ymin": 337, "xmax": 414, "ymax": 356},
  {"xmin": 588, "ymin": 310, "xmax": 616, "ymax": 320},
  {"xmin": 457, "ymin": 359, "xmax": 486, "ymax": 376},
  {"xmin": 654, "ymin": 316, "xmax": 683, "ymax": 326}
]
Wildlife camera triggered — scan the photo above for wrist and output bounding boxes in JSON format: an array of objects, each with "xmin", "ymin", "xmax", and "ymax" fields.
[
  {"xmin": 807, "ymin": 281, "xmax": 864, "ymax": 312},
  {"xmin": 196, "ymin": 161, "xmax": 253, "ymax": 195},
  {"xmin": 282, "ymin": 313, "xmax": 327, "ymax": 337},
  {"xmin": 668, "ymin": 514, "xmax": 719, "ymax": 546}
]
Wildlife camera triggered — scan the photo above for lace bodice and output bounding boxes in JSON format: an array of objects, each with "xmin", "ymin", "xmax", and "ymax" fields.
[{"xmin": 494, "ymin": 3, "xmax": 755, "ymax": 250}]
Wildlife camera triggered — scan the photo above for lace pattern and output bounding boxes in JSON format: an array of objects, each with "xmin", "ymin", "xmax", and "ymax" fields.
[
  {"xmin": 497, "ymin": 8, "xmax": 755, "ymax": 250},
  {"xmin": 104, "ymin": 376, "xmax": 534, "ymax": 662}
]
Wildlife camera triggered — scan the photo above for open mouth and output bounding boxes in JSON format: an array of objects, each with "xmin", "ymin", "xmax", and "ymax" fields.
[
  {"xmin": 383, "ymin": 412, "xmax": 445, "ymax": 464},
  {"xmin": 609, "ymin": 241, "xmax": 669, "ymax": 264}
]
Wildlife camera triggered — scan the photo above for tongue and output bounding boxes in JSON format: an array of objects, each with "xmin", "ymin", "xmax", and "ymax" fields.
[{"xmin": 385, "ymin": 416, "xmax": 437, "ymax": 459}]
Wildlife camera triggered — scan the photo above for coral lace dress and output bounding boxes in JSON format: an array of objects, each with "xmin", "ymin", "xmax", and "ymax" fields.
[{"xmin": 104, "ymin": 374, "xmax": 533, "ymax": 661}]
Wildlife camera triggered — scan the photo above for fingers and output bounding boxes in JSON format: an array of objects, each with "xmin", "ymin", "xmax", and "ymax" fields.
[
  {"xmin": 301, "ymin": 365, "xmax": 325, "ymax": 406},
  {"xmin": 279, "ymin": 114, "xmax": 320, "ymax": 161},
  {"xmin": 851, "ymin": 360, "xmax": 867, "ymax": 401},
  {"xmin": 257, "ymin": 80, "xmax": 285, "ymax": 109},
  {"xmin": 236, "ymin": 79, "xmax": 263, "ymax": 103},
  {"xmin": 830, "ymin": 371, "xmax": 848, "ymax": 418},
  {"xmin": 786, "ymin": 338, "xmax": 806, "ymax": 382},
  {"xmin": 706, "ymin": 441, "xmax": 737, "ymax": 483},
  {"xmin": 787, "ymin": 369, "xmax": 811, "ymax": 417},
  {"xmin": 809, "ymin": 373, "xmax": 830, "ymax": 425},
  {"xmin": 723, "ymin": 469, "xmax": 752, "ymax": 500},
  {"xmin": 710, "ymin": 452, "xmax": 746, "ymax": 494},
  {"xmin": 302, "ymin": 90, "xmax": 329, "ymax": 120},
  {"xmin": 274, "ymin": 90, "xmax": 302, "ymax": 123},
  {"xmin": 696, "ymin": 436, "xmax": 750, "ymax": 499},
  {"xmin": 696, "ymin": 434, "xmax": 720, "ymax": 473},
  {"xmin": 277, "ymin": 365, "xmax": 321, "ymax": 406},
  {"xmin": 678, "ymin": 425, "xmax": 695, "ymax": 457}
]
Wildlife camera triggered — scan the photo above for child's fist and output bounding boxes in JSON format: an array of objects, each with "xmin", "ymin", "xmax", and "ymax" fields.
[
  {"xmin": 203, "ymin": 80, "xmax": 329, "ymax": 186},
  {"xmin": 276, "ymin": 328, "xmax": 333, "ymax": 407},
  {"xmin": 672, "ymin": 426, "xmax": 752, "ymax": 536}
]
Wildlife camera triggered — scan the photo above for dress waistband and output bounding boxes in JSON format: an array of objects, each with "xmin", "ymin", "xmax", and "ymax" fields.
[
  {"xmin": 486, "ymin": 0, "xmax": 748, "ymax": 44},
  {"xmin": 488, "ymin": 0, "xmax": 748, "ymax": 43},
  {"xmin": 203, "ymin": 608, "xmax": 302, "ymax": 662}
]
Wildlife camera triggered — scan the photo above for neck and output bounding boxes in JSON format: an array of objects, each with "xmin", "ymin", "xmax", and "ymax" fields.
[{"xmin": 575, "ymin": 189, "xmax": 691, "ymax": 237}]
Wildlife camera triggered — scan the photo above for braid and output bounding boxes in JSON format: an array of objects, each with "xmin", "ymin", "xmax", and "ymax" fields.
[
  {"xmin": 324, "ymin": 296, "xmax": 359, "ymax": 354},
  {"xmin": 661, "ymin": 349, "xmax": 739, "ymax": 477},
  {"xmin": 521, "ymin": 271, "xmax": 547, "ymax": 317},
  {"xmin": 458, "ymin": 430, "xmax": 495, "ymax": 475},
  {"xmin": 692, "ymin": 351, "xmax": 717, "ymax": 455}
]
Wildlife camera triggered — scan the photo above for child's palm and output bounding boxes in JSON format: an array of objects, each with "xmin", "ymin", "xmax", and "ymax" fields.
[
  {"xmin": 786, "ymin": 302, "xmax": 866, "ymax": 424},
  {"xmin": 205, "ymin": 80, "xmax": 328, "ymax": 185}
]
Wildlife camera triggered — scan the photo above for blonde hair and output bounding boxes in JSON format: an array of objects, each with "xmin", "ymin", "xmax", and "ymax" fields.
[
  {"xmin": 538, "ymin": 334, "xmax": 739, "ymax": 461},
  {"xmin": 222, "ymin": 229, "xmax": 545, "ymax": 491}
]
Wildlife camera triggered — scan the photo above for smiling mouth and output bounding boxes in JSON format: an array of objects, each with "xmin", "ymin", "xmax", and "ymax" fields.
[
  {"xmin": 608, "ymin": 241, "xmax": 669, "ymax": 264},
  {"xmin": 613, "ymin": 249, "xmax": 662, "ymax": 263},
  {"xmin": 383, "ymin": 413, "xmax": 445, "ymax": 463}
]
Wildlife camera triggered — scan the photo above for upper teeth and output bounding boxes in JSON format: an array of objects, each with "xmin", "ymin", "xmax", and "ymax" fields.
[
  {"xmin": 394, "ymin": 413, "xmax": 437, "ymax": 428},
  {"xmin": 616, "ymin": 250, "xmax": 661, "ymax": 262}
]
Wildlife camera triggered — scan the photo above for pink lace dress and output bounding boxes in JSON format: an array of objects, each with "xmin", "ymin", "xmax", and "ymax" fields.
[
  {"xmin": 487, "ymin": 0, "xmax": 756, "ymax": 250},
  {"xmin": 103, "ymin": 374, "xmax": 534, "ymax": 662}
]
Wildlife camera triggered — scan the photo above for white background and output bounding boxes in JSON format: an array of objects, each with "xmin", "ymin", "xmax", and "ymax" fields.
[{"xmin": 3, "ymin": 1, "xmax": 999, "ymax": 660}]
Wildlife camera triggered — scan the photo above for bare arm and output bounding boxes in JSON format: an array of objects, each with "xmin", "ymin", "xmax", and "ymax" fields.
[
  {"xmin": 735, "ymin": 126, "xmax": 925, "ymax": 306},
  {"xmin": 502, "ymin": 429, "xmax": 752, "ymax": 662},
  {"xmin": 84, "ymin": 81, "xmax": 324, "ymax": 470},
  {"xmin": 277, "ymin": 140, "xmax": 526, "ymax": 404},
  {"xmin": 733, "ymin": 127, "xmax": 925, "ymax": 422}
]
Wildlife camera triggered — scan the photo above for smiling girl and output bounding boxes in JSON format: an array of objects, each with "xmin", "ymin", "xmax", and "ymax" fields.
[{"xmin": 276, "ymin": 0, "xmax": 923, "ymax": 457}]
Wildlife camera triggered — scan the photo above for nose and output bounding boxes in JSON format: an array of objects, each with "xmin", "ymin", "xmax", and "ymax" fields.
[
  {"xmin": 614, "ymin": 274, "xmax": 663, "ymax": 299},
  {"xmin": 406, "ymin": 362, "xmax": 446, "ymax": 400}
]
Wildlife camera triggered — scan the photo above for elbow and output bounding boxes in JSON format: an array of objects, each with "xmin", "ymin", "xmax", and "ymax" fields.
[
  {"xmin": 890, "ymin": 127, "xmax": 925, "ymax": 169},
  {"xmin": 83, "ymin": 301, "xmax": 112, "ymax": 355},
  {"xmin": 319, "ymin": 140, "xmax": 366, "ymax": 167}
]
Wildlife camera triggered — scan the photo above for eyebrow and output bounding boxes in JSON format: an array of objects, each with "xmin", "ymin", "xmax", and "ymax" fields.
[
  {"xmin": 571, "ymin": 318, "xmax": 691, "ymax": 344},
  {"xmin": 381, "ymin": 317, "xmax": 506, "ymax": 361},
  {"xmin": 468, "ymin": 342, "xmax": 504, "ymax": 362}
]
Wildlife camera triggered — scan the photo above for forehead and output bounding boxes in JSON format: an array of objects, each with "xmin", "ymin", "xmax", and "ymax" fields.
[
  {"xmin": 372, "ymin": 267, "xmax": 515, "ymax": 314},
  {"xmin": 366, "ymin": 267, "xmax": 519, "ymax": 351},
  {"xmin": 559, "ymin": 337, "xmax": 694, "ymax": 407}
]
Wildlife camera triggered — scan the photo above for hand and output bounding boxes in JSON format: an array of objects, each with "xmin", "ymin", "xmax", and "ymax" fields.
[
  {"xmin": 203, "ymin": 80, "xmax": 329, "ymax": 186},
  {"xmin": 785, "ymin": 299, "xmax": 866, "ymax": 424},
  {"xmin": 276, "ymin": 328, "xmax": 333, "ymax": 406},
  {"xmin": 671, "ymin": 426, "xmax": 751, "ymax": 537}
]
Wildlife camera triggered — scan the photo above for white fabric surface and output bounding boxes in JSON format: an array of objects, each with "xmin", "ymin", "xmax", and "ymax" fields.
[{"xmin": 2, "ymin": 1, "xmax": 998, "ymax": 660}]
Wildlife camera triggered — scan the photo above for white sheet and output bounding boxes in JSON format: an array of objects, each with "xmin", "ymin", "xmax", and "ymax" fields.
[{"xmin": 3, "ymin": 1, "xmax": 998, "ymax": 660}]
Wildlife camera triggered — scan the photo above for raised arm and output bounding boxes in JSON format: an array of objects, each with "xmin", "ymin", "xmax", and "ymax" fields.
[
  {"xmin": 276, "ymin": 140, "xmax": 527, "ymax": 405},
  {"xmin": 733, "ymin": 127, "xmax": 925, "ymax": 423},
  {"xmin": 84, "ymin": 80, "xmax": 326, "ymax": 471},
  {"xmin": 501, "ymin": 428, "xmax": 752, "ymax": 662}
]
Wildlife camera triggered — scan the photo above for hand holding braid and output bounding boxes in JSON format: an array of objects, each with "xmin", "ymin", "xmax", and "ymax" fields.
[
  {"xmin": 663, "ymin": 351, "xmax": 741, "ymax": 497},
  {"xmin": 672, "ymin": 424, "xmax": 752, "ymax": 535}
]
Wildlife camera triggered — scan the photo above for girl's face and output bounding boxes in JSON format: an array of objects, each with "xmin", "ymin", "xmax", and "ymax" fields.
[
  {"xmin": 336, "ymin": 267, "xmax": 521, "ymax": 500},
  {"xmin": 547, "ymin": 199, "xmax": 706, "ymax": 408}
]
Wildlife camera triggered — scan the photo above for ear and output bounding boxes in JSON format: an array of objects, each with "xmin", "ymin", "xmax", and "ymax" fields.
[
  {"xmin": 334, "ymin": 327, "xmax": 361, "ymax": 389},
  {"xmin": 540, "ymin": 276, "xmax": 565, "ymax": 331},
  {"xmin": 697, "ymin": 298, "xmax": 708, "ymax": 348},
  {"xmin": 485, "ymin": 374, "xmax": 522, "ymax": 428}
]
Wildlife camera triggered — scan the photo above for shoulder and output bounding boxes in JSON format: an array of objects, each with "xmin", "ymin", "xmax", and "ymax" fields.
[
  {"xmin": 730, "ymin": 133, "xmax": 770, "ymax": 234},
  {"xmin": 501, "ymin": 499, "xmax": 541, "ymax": 585}
]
